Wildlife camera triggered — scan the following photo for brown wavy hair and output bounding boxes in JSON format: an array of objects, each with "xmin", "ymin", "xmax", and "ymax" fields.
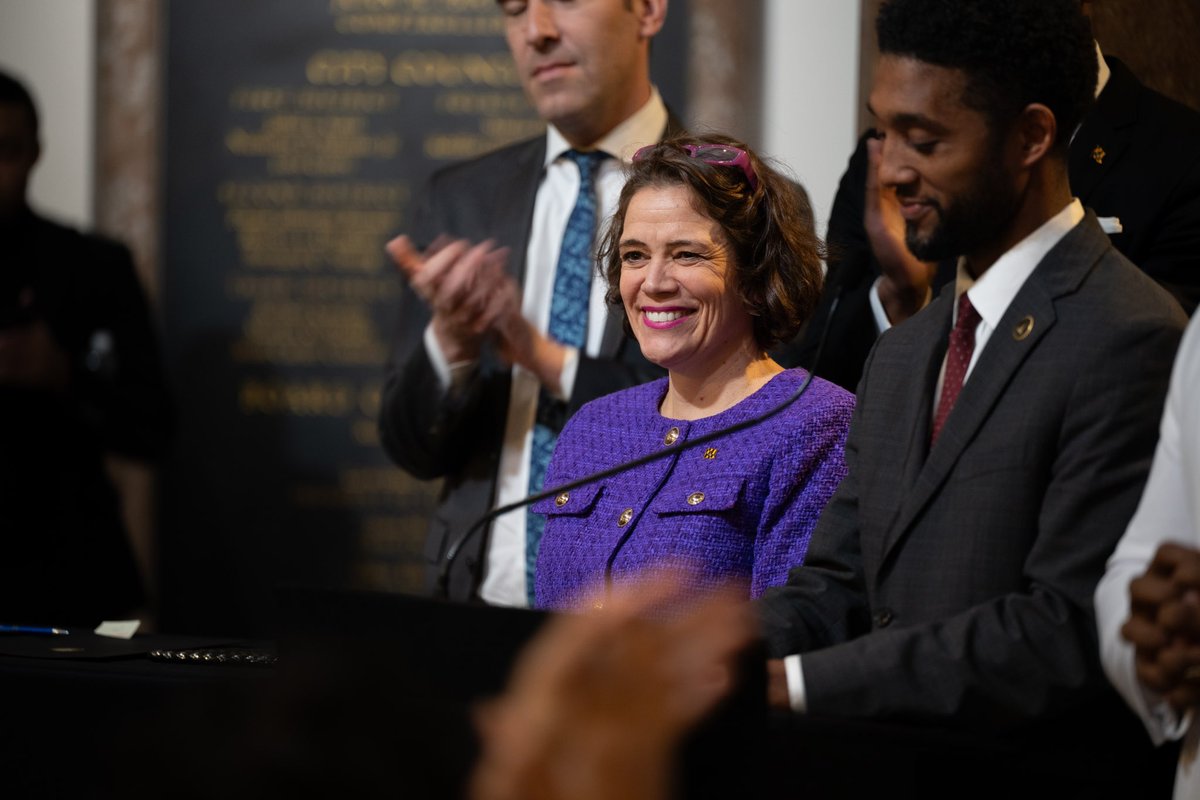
[{"xmin": 597, "ymin": 134, "xmax": 824, "ymax": 351}]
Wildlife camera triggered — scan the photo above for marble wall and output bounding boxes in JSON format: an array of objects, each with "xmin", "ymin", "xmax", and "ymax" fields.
[
  {"xmin": 96, "ymin": 0, "xmax": 161, "ymax": 300},
  {"xmin": 1091, "ymin": 0, "xmax": 1200, "ymax": 110}
]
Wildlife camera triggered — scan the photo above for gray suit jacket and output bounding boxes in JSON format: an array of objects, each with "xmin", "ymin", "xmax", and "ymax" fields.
[
  {"xmin": 759, "ymin": 213, "xmax": 1186, "ymax": 728},
  {"xmin": 379, "ymin": 129, "xmax": 677, "ymax": 600}
]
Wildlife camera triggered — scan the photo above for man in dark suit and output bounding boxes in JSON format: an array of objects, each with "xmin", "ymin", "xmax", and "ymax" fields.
[
  {"xmin": 758, "ymin": 0, "xmax": 1186, "ymax": 780},
  {"xmin": 790, "ymin": 0, "xmax": 1200, "ymax": 393},
  {"xmin": 379, "ymin": 0, "xmax": 673, "ymax": 604},
  {"xmin": 0, "ymin": 70, "xmax": 172, "ymax": 625}
]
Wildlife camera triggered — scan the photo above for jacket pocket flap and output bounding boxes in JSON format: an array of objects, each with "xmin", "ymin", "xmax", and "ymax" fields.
[
  {"xmin": 651, "ymin": 476, "xmax": 745, "ymax": 515},
  {"xmin": 531, "ymin": 482, "xmax": 605, "ymax": 516}
]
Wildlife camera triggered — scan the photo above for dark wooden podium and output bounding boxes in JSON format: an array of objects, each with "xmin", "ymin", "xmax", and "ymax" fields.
[{"xmin": 1, "ymin": 589, "xmax": 1178, "ymax": 799}]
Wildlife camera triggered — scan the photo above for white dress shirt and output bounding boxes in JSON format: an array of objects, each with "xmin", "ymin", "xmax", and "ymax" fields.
[
  {"xmin": 1096, "ymin": 315, "xmax": 1200, "ymax": 800},
  {"xmin": 786, "ymin": 199, "xmax": 1086, "ymax": 711},
  {"xmin": 425, "ymin": 88, "xmax": 669, "ymax": 607}
]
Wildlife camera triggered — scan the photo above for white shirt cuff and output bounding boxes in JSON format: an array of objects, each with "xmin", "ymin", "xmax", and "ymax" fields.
[
  {"xmin": 555, "ymin": 345, "xmax": 580, "ymax": 402},
  {"xmin": 423, "ymin": 323, "xmax": 477, "ymax": 393},
  {"xmin": 783, "ymin": 654, "xmax": 807, "ymax": 713},
  {"xmin": 869, "ymin": 277, "xmax": 893, "ymax": 334},
  {"xmin": 1140, "ymin": 685, "xmax": 1194, "ymax": 743},
  {"xmin": 869, "ymin": 276, "xmax": 933, "ymax": 333}
]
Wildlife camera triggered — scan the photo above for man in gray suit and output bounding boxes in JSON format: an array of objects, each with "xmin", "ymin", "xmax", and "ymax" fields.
[
  {"xmin": 380, "ymin": 0, "xmax": 672, "ymax": 604},
  {"xmin": 791, "ymin": 1, "xmax": 1200, "ymax": 395},
  {"xmin": 758, "ymin": 0, "xmax": 1186, "ymax": 768}
]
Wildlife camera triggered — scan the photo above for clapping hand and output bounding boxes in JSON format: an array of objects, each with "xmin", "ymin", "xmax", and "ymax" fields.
[
  {"xmin": 387, "ymin": 234, "xmax": 569, "ymax": 394},
  {"xmin": 864, "ymin": 136, "xmax": 937, "ymax": 325},
  {"xmin": 1123, "ymin": 543, "xmax": 1200, "ymax": 712}
]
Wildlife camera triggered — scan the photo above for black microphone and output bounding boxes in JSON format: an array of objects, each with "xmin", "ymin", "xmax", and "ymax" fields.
[{"xmin": 436, "ymin": 295, "xmax": 843, "ymax": 602}]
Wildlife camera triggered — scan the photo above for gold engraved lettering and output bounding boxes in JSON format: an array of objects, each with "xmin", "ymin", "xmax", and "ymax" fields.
[
  {"xmin": 239, "ymin": 379, "xmax": 355, "ymax": 416},
  {"xmin": 389, "ymin": 51, "xmax": 518, "ymax": 87},
  {"xmin": 306, "ymin": 50, "xmax": 390, "ymax": 86}
]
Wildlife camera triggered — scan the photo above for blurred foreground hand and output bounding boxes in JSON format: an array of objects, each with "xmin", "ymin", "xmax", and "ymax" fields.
[{"xmin": 471, "ymin": 572, "xmax": 755, "ymax": 800}]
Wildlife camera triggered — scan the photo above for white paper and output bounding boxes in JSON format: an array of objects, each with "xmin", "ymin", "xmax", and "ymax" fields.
[{"xmin": 94, "ymin": 619, "xmax": 141, "ymax": 639}]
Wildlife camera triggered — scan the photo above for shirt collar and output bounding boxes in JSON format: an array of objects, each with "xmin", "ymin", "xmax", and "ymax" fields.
[
  {"xmin": 1070, "ymin": 43, "xmax": 1110, "ymax": 146},
  {"xmin": 1094, "ymin": 41, "xmax": 1111, "ymax": 99},
  {"xmin": 954, "ymin": 199, "xmax": 1085, "ymax": 327},
  {"xmin": 543, "ymin": 86, "xmax": 669, "ymax": 167}
]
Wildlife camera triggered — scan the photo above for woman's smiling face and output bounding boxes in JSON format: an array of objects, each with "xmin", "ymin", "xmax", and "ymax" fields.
[{"xmin": 618, "ymin": 184, "xmax": 755, "ymax": 374}]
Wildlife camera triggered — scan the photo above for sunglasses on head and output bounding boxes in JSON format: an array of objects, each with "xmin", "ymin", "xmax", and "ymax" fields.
[{"xmin": 632, "ymin": 143, "xmax": 759, "ymax": 192}]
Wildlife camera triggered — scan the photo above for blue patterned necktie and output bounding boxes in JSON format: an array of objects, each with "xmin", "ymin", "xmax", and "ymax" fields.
[{"xmin": 524, "ymin": 149, "xmax": 609, "ymax": 604}]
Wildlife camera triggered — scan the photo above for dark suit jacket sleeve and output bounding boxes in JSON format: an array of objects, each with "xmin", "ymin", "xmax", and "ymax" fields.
[
  {"xmin": 758, "ymin": 341, "xmax": 882, "ymax": 651},
  {"xmin": 63, "ymin": 235, "xmax": 172, "ymax": 460},
  {"xmin": 378, "ymin": 288, "xmax": 493, "ymax": 482},
  {"xmin": 377, "ymin": 173, "xmax": 497, "ymax": 482},
  {"xmin": 759, "ymin": 298, "xmax": 1183, "ymax": 725},
  {"xmin": 1125, "ymin": 146, "xmax": 1200, "ymax": 313}
]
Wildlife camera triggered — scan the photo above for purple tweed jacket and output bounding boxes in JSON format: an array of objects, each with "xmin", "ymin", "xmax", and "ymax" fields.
[{"xmin": 532, "ymin": 369, "xmax": 854, "ymax": 610}]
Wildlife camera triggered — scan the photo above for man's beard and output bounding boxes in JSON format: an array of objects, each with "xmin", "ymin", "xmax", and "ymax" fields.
[{"xmin": 904, "ymin": 163, "xmax": 1020, "ymax": 263}]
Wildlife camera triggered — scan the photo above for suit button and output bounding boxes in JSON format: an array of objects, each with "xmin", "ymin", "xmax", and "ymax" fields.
[
  {"xmin": 874, "ymin": 608, "xmax": 894, "ymax": 628},
  {"xmin": 686, "ymin": 491, "xmax": 705, "ymax": 506},
  {"xmin": 617, "ymin": 508, "xmax": 633, "ymax": 526},
  {"xmin": 663, "ymin": 427, "xmax": 679, "ymax": 446},
  {"xmin": 554, "ymin": 492, "xmax": 570, "ymax": 507}
]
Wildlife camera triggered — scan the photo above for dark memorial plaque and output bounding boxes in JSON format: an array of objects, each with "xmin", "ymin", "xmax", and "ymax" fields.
[{"xmin": 162, "ymin": 1, "xmax": 688, "ymax": 634}]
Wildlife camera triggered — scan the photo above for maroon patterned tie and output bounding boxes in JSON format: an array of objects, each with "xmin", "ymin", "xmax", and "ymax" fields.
[{"xmin": 931, "ymin": 293, "xmax": 981, "ymax": 445}]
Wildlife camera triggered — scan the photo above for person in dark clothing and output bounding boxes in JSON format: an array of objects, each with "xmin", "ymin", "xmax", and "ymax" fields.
[{"xmin": 0, "ymin": 69, "xmax": 172, "ymax": 626}]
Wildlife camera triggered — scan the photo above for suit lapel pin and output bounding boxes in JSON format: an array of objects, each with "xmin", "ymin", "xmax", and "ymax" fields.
[
  {"xmin": 703, "ymin": 447, "xmax": 718, "ymax": 460},
  {"xmin": 1092, "ymin": 145, "xmax": 1106, "ymax": 165},
  {"xmin": 1013, "ymin": 315, "xmax": 1035, "ymax": 341}
]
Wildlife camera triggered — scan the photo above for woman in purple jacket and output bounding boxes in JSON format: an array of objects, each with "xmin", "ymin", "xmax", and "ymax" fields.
[{"xmin": 533, "ymin": 135, "xmax": 855, "ymax": 610}]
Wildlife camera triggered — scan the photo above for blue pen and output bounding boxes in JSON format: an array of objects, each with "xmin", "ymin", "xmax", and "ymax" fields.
[{"xmin": 0, "ymin": 625, "xmax": 70, "ymax": 635}]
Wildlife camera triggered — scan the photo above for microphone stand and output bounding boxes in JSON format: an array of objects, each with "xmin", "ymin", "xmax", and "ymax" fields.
[{"xmin": 435, "ymin": 295, "xmax": 843, "ymax": 602}]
